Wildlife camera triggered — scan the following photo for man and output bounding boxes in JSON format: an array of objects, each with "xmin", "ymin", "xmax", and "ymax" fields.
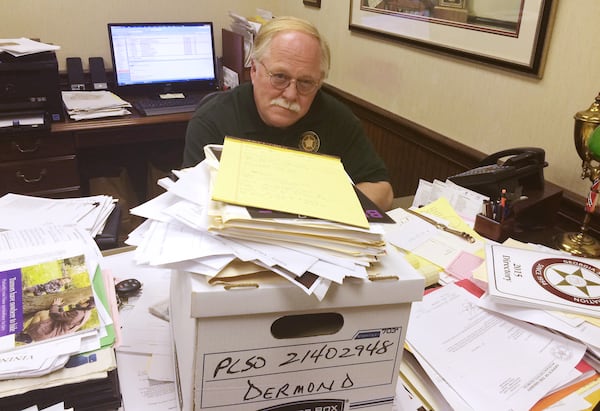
[{"xmin": 183, "ymin": 16, "xmax": 394, "ymax": 210}]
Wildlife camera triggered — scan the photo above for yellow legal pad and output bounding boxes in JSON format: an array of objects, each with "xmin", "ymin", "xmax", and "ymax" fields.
[{"xmin": 211, "ymin": 137, "xmax": 369, "ymax": 228}]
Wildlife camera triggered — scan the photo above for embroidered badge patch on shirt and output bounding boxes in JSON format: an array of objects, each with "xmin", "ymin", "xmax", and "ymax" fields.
[{"xmin": 298, "ymin": 131, "xmax": 320, "ymax": 152}]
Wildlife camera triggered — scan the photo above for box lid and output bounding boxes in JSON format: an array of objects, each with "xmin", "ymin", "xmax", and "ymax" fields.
[{"xmin": 183, "ymin": 243, "xmax": 424, "ymax": 318}]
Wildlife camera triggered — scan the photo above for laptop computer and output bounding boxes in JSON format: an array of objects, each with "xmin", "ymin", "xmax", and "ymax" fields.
[{"xmin": 107, "ymin": 22, "xmax": 219, "ymax": 116}]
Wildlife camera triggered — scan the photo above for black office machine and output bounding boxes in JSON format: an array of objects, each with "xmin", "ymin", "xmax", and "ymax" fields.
[
  {"xmin": 448, "ymin": 147, "xmax": 548, "ymax": 199},
  {"xmin": 0, "ymin": 50, "xmax": 64, "ymax": 126},
  {"xmin": 450, "ymin": 148, "xmax": 563, "ymax": 242}
]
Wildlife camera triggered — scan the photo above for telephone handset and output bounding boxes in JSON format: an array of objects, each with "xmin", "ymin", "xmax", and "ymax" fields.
[{"xmin": 448, "ymin": 147, "xmax": 548, "ymax": 198}]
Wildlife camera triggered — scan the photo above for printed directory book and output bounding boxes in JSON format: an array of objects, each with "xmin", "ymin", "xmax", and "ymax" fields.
[{"xmin": 485, "ymin": 244, "xmax": 600, "ymax": 318}]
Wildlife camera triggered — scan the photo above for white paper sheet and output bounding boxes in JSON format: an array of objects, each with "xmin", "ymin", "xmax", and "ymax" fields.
[
  {"xmin": 406, "ymin": 283, "xmax": 587, "ymax": 411},
  {"xmin": 115, "ymin": 352, "xmax": 177, "ymax": 410}
]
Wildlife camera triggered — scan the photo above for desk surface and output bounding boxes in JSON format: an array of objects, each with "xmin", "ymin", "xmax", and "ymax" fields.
[
  {"xmin": 52, "ymin": 110, "xmax": 193, "ymax": 133},
  {"xmin": 19, "ymin": 103, "xmax": 193, "ymax": 222}
]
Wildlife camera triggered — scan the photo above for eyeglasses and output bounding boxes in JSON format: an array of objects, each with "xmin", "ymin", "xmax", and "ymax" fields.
[{"xmin": 259, "ymin": 61, "xmax": 320, "ymax": 95}]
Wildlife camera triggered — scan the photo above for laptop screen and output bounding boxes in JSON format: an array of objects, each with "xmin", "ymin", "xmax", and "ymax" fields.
[{"xmin": 107, "ymin": 22, "xmax": 219, "ymax": 96}]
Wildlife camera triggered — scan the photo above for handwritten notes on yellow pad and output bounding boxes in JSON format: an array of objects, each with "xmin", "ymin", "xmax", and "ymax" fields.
[{"xmin": 212, "ymin": 137, "xmax": 369, "ymax": 228}]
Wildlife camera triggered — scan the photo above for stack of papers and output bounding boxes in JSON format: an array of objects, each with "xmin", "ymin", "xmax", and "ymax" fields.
[
  {"xmin": 376, "ymin": 193, "xmax": 600, "ymax": 408},
  {"xmin": 228, "ymin": 10, "xmax": 268, "ymax": 67},
  {"xmin": 210, "ymin": 205, "xmax": 385, "ymax": 260},
  {"xmin": 384, "ymin": 199, "xmax": 485, "ymax": 281},
  {"xmin": 0, "ymin": 193, "xmax": 116, "ymax": 238},
  {"xmin": 0, "ymin": 225, "xmax": 117, "ymax": 384},
  {"xmin": 127, "ymin": 138, "xmax": 393, "ymax": 300},
  {"xmin": 405, "ymin": 281, "xmax": 596, "ymax": 411},
  {"xmin": 0, "ymin": 38, "xmax": 60, "ymax": 57},
  {"xmin": 480, "ymin": 243, "xmax": 600, "ymax": 373},
  {"xmin": 411, "ymin": 178, "xmax": 490, "ymax": 226},
  {"xmin": 0, "ymin": 112, "xmax": 45, "ymax": 129},
  {"xmin": 61, "ymin": 91, "xmax": 132, "ymax": 121}
]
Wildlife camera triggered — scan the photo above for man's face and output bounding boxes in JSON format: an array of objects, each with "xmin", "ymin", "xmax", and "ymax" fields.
[{"xmin": 250, "ymin": 31, "xmax": 322, "ymax": 128}]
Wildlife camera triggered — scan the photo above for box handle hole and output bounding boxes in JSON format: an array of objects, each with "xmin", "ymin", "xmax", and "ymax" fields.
[{"xmin": 271, "ymin": 312, "xmax": 343, "ymax": 339}]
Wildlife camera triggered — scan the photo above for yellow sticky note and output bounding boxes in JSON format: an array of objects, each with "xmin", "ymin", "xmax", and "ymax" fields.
[{"xmin": 212, "ymin": 137, "xmax": 368, "ymax": 228}]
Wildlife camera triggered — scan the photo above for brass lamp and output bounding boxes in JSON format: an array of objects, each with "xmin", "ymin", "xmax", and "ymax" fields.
[{"xmin": 555, "ymin": 92, "xmax": 600, "ymax": 257}]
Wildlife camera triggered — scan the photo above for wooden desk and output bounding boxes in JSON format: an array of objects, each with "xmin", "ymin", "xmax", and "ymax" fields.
[
  {"xmin": 58, "ymin": 111, "xmax": 191, "ymax": 201},
  {"xmin": 1, "ymin": 110, "xmax": 192, "ymax": 202}
]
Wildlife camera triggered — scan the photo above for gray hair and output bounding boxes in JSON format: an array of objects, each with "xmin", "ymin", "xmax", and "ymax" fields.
[{"xmin": 251, "ymin": 16, "xmax": 331, "ymax": 79}]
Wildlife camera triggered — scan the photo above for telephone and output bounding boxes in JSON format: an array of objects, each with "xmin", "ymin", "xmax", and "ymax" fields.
[{"xmin": 448, "ymin": 147, "xmax": 548, "ymax": 199}]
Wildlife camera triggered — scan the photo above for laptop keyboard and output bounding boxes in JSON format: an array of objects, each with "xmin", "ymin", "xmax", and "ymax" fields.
[{"xmin": 134, "ymin": 95, "xmax": 205, "ymax": 116}]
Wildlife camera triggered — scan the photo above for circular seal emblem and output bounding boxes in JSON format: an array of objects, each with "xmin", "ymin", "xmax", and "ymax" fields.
[
  {"xmin": 298, "ymin": 131, "xmax": 320, "ymax": 153},
  {"xmin": 532, "ymin": 258, "xmax": 600, "ymax": 306}
]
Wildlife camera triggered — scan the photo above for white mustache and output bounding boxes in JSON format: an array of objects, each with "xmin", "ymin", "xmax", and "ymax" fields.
[{"xmin": 270, "ymin": 98, "xmax": 300, "ymax": 113}]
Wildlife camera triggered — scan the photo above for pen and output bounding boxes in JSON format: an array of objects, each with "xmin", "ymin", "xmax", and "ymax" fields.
[
  {"xmin": 406, "ymin": 209, "xmax": 476, "ymax": 243},
  {"xmin": 482, "ymin": 199, "xmax": 493, "ymax": 219},
  {"xmin": 495, "ymin": 201, "xmax": 504, "ymax": 222},
  {"xmin": 499, "ymin": 188, "xmax": 508, "ymax": 222}
]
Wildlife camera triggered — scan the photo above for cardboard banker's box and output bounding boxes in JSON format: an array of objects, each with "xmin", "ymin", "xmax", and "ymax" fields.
[{"xmin": 170, "ymin": 246, "xmax": 424, "ymax": 411}]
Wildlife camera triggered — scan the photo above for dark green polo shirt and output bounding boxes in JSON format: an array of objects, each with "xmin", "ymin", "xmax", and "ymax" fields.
[{"xmin": 183, "ymin": 82, "xmax": 390, "ymax": 184}]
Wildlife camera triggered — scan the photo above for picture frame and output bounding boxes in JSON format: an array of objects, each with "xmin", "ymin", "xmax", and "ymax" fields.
[
  {"xmin": 303, "ymin": 0, "xmax": 322, "ymax": 8},
  {"xmin": 349, "ymin": 0, "xmax": 556, "ymax": 77}
]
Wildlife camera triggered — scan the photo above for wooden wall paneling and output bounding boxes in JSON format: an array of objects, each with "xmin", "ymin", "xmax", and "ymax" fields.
[
  {"xmin": 322, "ymin": 83, "xmax": 600, "ymax": 240},
  {"xmin": 326, "ymin": 84, "xmax": 484, "ymax": 196}
]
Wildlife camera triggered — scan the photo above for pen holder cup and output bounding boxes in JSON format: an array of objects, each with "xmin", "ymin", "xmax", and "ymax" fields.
[{"xmin": 474, "ymin": 213, "xmax": 513, "ymax": 243}]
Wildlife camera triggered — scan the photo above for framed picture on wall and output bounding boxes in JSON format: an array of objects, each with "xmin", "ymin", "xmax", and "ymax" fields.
[{"xmin": 349, "ymin": 0, "xmax": 557, "ymax": 77}]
